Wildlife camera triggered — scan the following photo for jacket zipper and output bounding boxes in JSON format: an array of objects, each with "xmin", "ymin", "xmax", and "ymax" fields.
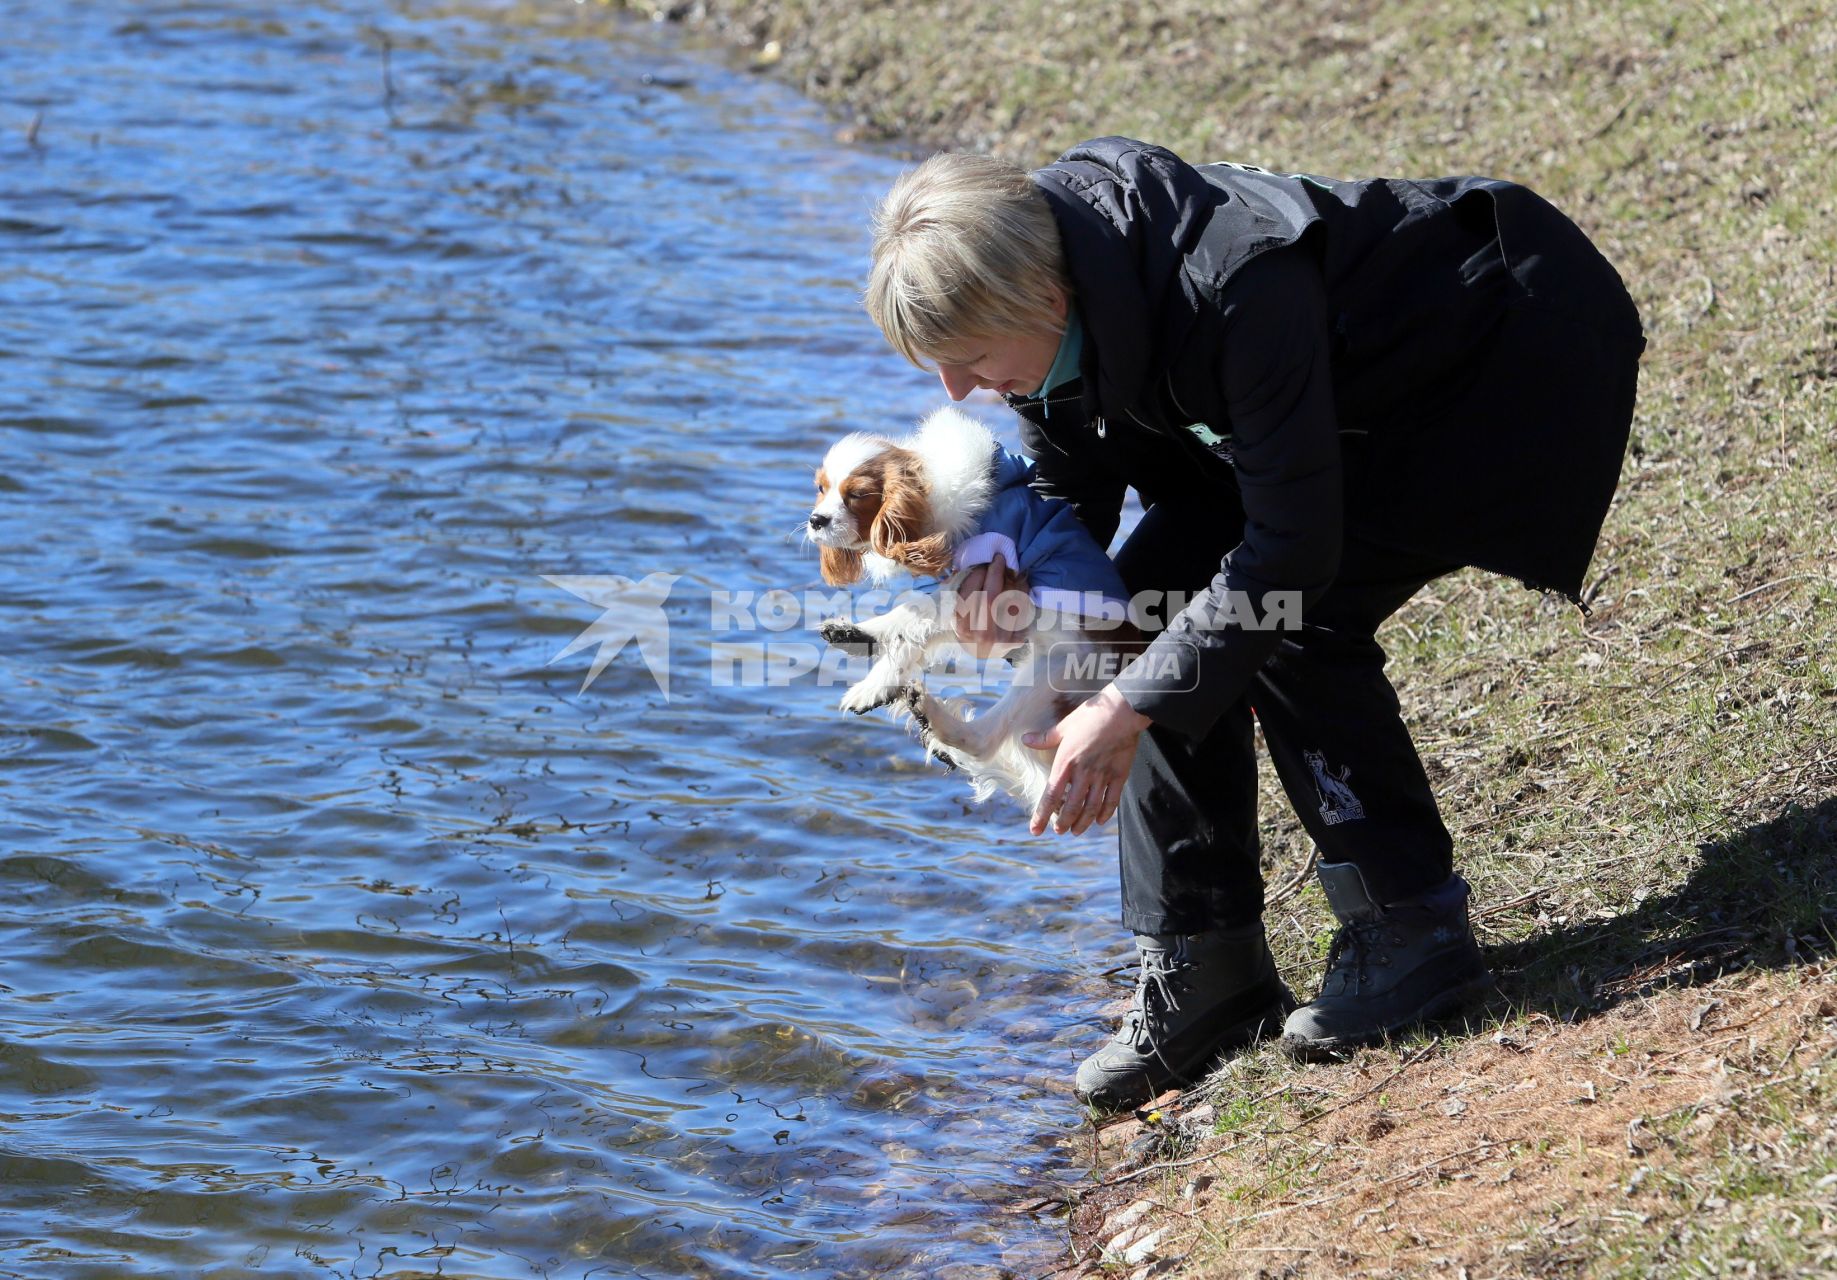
[
  {"xmin": 1164, "ymin": 372, "xmax": 1198, "ymax": 425},
  {"xmin": 1124, "ymin": 403, "xmax": 1184, "ymax": 444}
]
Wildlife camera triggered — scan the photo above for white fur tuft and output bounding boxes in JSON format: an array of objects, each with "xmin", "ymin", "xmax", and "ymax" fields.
[
  {"xmin": 821, "ymin": 432, "xmax": 892, "ymax": 484},
  {"xmin": 904, "ymin": 407, "xmax": 999, "ymax": 543}
]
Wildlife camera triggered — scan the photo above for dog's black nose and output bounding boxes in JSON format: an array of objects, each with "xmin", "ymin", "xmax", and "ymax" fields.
[{"xmin": 808, "ymin": 513, "xmax": 831, "ymax": 530}]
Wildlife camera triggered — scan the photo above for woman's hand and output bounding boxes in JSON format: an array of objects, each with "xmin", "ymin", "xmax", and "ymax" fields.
[
  {"xmin": 1023, "ymin": 686, "xmax": 1152, "ymax": 836},
  {"xmin": 951, "ymin": 550, "xmax": 1033, "ymax": 659}
]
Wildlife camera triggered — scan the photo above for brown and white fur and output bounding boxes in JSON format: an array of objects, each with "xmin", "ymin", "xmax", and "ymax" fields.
[{"xmin": 805, "ymin": 407, "xmax": 1137, "ymax": 815}]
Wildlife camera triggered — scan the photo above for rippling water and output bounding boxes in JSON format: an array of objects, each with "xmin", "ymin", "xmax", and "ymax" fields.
[{"xmin": 0, "ymin": 2, "xmax": 1129, "ymax": 1275}]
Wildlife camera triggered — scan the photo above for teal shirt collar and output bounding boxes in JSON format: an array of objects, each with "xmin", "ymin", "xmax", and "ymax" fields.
[
  {"xmin": 1040, "ymin": 307, "xmax": 1083, "ymax": 395},
  {"xmin": 1020, "ymin": 308, "xmax": 1083, "ymax": 415}
]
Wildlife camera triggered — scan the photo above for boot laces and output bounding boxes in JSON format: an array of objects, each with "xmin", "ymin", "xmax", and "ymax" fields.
[
  {"xmin": 1323, "ymin": 919, "xmax": 1396, "ymax": 992},
  {"xmin": 1119, "ymin": 946, "xmax": 1189, "ymax": 1054}
]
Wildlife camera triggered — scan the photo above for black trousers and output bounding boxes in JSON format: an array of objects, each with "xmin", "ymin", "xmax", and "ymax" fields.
[{"xmin": 1112, "ymin": 502, "xmax": 1463, "ymax": 935}]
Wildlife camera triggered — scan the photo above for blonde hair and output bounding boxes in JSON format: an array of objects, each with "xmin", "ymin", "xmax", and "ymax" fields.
[{"xmin": 865, "ymin": 152, "xmax": 1070, "ymax": 368}]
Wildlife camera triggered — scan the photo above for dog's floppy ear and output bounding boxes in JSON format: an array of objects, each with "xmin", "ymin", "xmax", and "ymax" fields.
[
  {"xmin": 870, "ymin": 459, "xmax": 955, "ymax": 578},
  {"xmin": 873, "ymin": 525, "xmax": 955, "ymax": 579},
  {"xmin": 819, "ymin": 544, "xmax": 865, "ymax": 586}
]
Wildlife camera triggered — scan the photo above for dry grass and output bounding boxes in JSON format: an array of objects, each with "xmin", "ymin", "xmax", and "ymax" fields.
[
  {"xmin": 611, "ymin": 0, "xmax": 1834, "ymax": 1272},
  {"xmin": 1051, "ymin": 964, "xmax": 1837, "ymax": 1277}
]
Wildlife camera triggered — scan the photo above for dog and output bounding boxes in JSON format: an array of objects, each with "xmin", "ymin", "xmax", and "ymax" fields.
[{"xmin": 805, "ymin": 406, "xmax": 1139, "ymax": 814}]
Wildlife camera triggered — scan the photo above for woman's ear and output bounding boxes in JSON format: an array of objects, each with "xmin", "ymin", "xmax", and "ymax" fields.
[{"xmin": 819, "ymin": 544, "xmax": 864, "ymax": 586}]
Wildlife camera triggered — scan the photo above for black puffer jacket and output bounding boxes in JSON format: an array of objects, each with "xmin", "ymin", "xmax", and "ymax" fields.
[{"xmin": 1009, "ymin": 137, "xmax": 1644, "ymax": 738}]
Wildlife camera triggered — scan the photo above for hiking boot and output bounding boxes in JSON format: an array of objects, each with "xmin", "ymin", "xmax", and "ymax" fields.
[
  {"xmin": 1075, "ymin": 923, "xmax": 1296, "ymax": 1111},
  {"xmin": 1281, "ymin": 864, "xmax": 1493, "ymax": 1061}
]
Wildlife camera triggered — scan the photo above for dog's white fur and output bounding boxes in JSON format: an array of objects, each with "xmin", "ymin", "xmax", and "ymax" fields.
[{"xmin": 806, "ymin": 407, "xmax": 1133, "ymax": 816}]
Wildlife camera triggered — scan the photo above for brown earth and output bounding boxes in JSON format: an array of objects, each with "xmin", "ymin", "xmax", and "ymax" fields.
[{"xmin": 1036, "ymin": 966, "xmax": 1836, "ymax": 1278}]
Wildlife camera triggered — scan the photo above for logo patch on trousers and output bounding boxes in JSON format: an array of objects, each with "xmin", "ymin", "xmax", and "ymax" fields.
[{"xmin": 1305, "ymin": 750, "xmax": 1366, "ymax": 826}]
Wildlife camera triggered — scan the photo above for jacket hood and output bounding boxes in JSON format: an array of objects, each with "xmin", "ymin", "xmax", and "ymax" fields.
[{"xmin": 1029, "ymin": 137, "xmax": 1223, "ymax": 417}]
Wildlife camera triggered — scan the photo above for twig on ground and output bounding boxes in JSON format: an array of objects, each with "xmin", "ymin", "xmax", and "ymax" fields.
[
  {"xmin": 1729, "ymin": 573, "xmax": 1830, "ymax": 604},
  {"xmin": 1096, "ymin": 1039, "xmax": 1442, "ymax": 1188},
  {"xmin": 1373, "ymin": 1137, "xmax": 1526, "ymax": 1189},
  {"xmin": 1265, "ymin": 847, "xmax": 1321, "ymax": 910},
  {"xmin": 1472, "ymin": 885, "xmax": 1551, "ymax": 919}
]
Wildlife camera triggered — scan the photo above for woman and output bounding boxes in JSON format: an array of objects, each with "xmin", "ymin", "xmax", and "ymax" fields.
[{"xmin": 863, "ymin": 137, "xmax": 1643, "ymax": 1110}]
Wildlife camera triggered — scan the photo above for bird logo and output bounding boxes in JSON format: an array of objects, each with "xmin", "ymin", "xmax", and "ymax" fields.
[{"xmin": 542, "ymin": 572, "xmax": 680, "ymax": 696}]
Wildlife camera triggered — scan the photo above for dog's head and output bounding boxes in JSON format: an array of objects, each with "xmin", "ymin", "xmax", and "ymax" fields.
[{"xmin": 806, "ymin": 433, "xmax": 954, "ymax": 585}]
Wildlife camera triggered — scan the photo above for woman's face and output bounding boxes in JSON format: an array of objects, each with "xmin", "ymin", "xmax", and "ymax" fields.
[
  {"xmin": 928, "ymin": 291, "xmax": 1068, "ymax": 402},
  {"xmin": 931, "ymin": 329, "xmax": 1062, "ymax": 401}
]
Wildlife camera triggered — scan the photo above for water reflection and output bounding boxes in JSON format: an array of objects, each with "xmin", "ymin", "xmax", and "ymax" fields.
[{"xmin": 0, "ymin": 0, "xmax": 1124, "ymax": 1275}]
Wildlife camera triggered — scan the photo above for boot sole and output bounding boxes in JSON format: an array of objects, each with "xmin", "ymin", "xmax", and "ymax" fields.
[
  {"xmin": 1279, "ymin": 974, "xmax": 1494, "ymax": 1063},
  {"xmin": 1075, "ymin": 987, "xmax": 1298, "ymax": 1112}
]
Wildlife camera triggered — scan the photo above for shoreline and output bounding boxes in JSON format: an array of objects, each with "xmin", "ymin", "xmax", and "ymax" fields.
[{"xmin": 614, "ymin": 2, "xmax": 1837, "ymax": 1275}]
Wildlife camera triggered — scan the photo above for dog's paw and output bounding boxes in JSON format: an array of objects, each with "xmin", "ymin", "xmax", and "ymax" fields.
[
  {"xmin": 925, "ymin": 742, "xmax": 959, "ymax": 773},
  {"xmin": 838, "ymin": 681, "xmax": 901, "ymax": 715},
  {"xmin": 817, "ymin": 618, "xmax": 875, "ymax": 655},
  {"xmin": 898, "ymin": 685, "xmax": 931, "ymax": 732},
  {"xmin": 900, "ymin": 691, "xmax": 957, "ymax": 771}
]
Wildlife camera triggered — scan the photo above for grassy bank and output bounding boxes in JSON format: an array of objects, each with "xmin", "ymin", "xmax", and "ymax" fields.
[{"xmin": 616, "ymin": 0, "xmax": 1836, "ymax": 1273}]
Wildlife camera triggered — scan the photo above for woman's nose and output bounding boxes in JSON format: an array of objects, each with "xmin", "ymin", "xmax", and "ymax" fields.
[{"xmin": 938, "ymin": 364, "xmax": 978, "ymax": 402}]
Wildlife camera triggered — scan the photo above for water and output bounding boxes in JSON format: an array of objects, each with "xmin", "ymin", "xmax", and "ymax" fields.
[{"xmin": 0, "ymin": 2, "xmax": 1130, "ymax": 1276}]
